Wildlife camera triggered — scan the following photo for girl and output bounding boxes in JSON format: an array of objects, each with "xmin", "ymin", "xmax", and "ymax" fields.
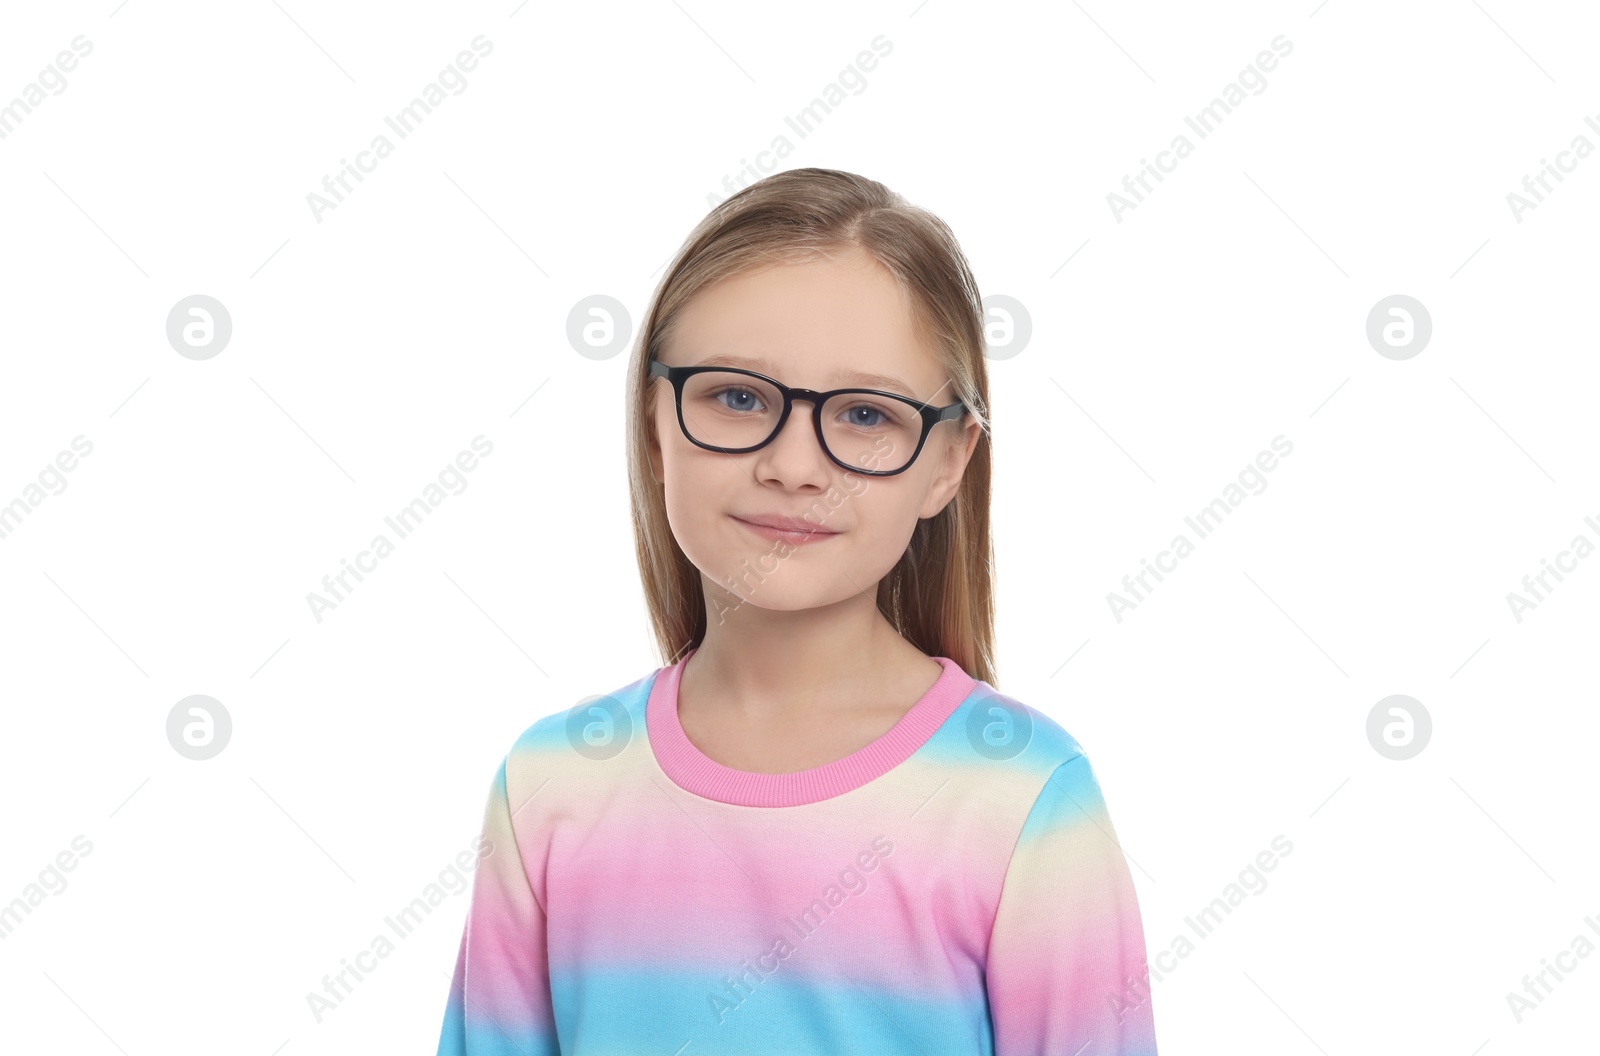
[{"xmin": 437, "ymin": 168, "xmax": 1159, "ymax": 1054}]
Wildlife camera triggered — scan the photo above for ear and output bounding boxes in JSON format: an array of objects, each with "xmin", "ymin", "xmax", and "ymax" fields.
[
  {"xmin": 646, "ymin": 412, "xmax": 664, "ymax": 484},
  {"xmin": 918, "ymin": 416, "xmax": 982, "ymax": 519}
]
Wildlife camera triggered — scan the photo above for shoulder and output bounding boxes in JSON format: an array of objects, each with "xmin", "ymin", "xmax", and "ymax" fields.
[
  {"xmin": 934, "ymin": 675, "xmax": 1120, "ymax": 816},
  {"xmin": 945, "ymin": 686, "xmax": 1132, "ymax": 858},
  {"xmin": 942, "ymin": 679, "xmax": 1092, "ymax": 777},
  {"xmin": 497, "ymin": 663, "xmax": 663, "ymax": 785}
]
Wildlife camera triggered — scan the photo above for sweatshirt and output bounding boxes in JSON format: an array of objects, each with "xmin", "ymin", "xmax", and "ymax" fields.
[{"xmin": 436, "ymin": 646, "xmax": 1159, "ymax": 1055}]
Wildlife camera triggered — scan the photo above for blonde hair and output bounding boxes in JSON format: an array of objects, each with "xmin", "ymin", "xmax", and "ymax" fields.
[{"xmin": 625, "ymin": 167, "xmax": 997, "ymax": 686}]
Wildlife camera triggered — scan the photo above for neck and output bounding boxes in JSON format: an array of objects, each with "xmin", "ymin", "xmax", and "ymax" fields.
[{"xmin": 685, "ymin": 578, "xmax": 926, "ymax": 717}]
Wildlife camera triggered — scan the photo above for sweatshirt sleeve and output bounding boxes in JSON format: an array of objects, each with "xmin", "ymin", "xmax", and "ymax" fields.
[
  {"xmin": 436, "ymin": 756, "xmax": 560, "ymax": 1056},
  {"xmin": 985, "ymin": 753, "xmax": 1159, "ymax": 1055}
]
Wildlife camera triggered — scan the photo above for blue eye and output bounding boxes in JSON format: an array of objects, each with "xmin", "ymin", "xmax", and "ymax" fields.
[
  {"xmin": 836, "ymin": 401, "xmax": 901, "ymax": 430},
  {"xmin": 711, "ymin": 386, "xmax": 766, "ymax": 413}
]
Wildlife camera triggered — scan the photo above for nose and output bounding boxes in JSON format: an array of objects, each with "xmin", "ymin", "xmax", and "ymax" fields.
[
  {"xmin": 772, "ymin": 397, "xmax": 826, "ymax": 453},
  {"xmin": 754, "ymin": 398, "xmax": 834, "ymax": 480}
]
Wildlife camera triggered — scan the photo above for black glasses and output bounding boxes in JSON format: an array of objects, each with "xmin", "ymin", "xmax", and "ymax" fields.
[{"xmin": 649, "ymin": 358, "xmax": 966, "ymax": 477}]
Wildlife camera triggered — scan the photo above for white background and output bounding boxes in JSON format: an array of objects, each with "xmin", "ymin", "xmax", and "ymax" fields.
[{"xmin": 1, "ymin": 0, "xmax": 1596, "ymax": 1051}]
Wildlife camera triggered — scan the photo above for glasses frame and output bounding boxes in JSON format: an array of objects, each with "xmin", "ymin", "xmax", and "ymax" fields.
[{"xmin": 649, "ymin": 358, "xmax": 966, "ymax": 477}]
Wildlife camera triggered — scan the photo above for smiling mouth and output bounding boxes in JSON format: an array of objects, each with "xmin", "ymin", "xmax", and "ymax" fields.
[{"xmin": 730, "ymin": 515, "xmax": 840, "ymax": 542}]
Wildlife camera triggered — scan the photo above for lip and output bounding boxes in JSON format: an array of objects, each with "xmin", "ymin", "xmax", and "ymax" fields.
[{"xmin": 731, "ymin": 514, "xmax": 840, "ymax": 544}]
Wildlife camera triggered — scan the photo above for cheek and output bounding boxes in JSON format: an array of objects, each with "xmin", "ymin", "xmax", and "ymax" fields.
[
  {"xmin": 659, "ymin": 446, "xmax": 734, "ymax": 546},
  {"xmin": 840, "ymin": 477, "xmax": 926, "ymax": 551}
]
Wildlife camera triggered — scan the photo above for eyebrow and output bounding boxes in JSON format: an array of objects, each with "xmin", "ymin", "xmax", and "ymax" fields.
[{"xmin": 692, "ymin": 353, "xmax": 922, "ymax": 398}]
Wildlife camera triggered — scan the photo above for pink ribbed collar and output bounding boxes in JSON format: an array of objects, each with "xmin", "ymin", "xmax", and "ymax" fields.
[{"xmin": 646, "ymin": 646, "xmax": 978, "ymax": 807}]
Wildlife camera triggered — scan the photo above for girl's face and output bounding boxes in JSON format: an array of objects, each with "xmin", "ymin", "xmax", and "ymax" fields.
[{"xmin": 647, "ymin": 244, "xmax": 981, "ymax": 615}]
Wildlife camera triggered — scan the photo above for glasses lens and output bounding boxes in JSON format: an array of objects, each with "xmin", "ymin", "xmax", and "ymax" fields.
[
  {"xmin": 678, "ymin": 371, "xmax": 922, "ymax": 472},
  {"xmin": 820, "ymin": 390, "xmax": 921, "ymax": 472},
  {"xmin": 679, "ymin": 370, "xmax": 784, "ymax": 449}
]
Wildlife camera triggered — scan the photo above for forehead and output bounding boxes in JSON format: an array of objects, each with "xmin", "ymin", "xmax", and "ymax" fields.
[
  {"xmin": 689, "ymin": 351, "xmax": 928, "ymax": 397},
  {"xmin": 666, "ymin": 247, "xmax": 946, "ymax": 398}
]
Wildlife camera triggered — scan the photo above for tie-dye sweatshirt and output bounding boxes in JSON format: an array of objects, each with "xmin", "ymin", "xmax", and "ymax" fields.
[{"xmin": 437, "ymin": 647, "xmax": 1159, "ymax": 1055}]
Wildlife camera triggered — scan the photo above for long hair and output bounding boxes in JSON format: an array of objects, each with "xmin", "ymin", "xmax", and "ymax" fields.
[{"xmin": 625, "ymin": 168, "xmax": 997, "ymax": 686}]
